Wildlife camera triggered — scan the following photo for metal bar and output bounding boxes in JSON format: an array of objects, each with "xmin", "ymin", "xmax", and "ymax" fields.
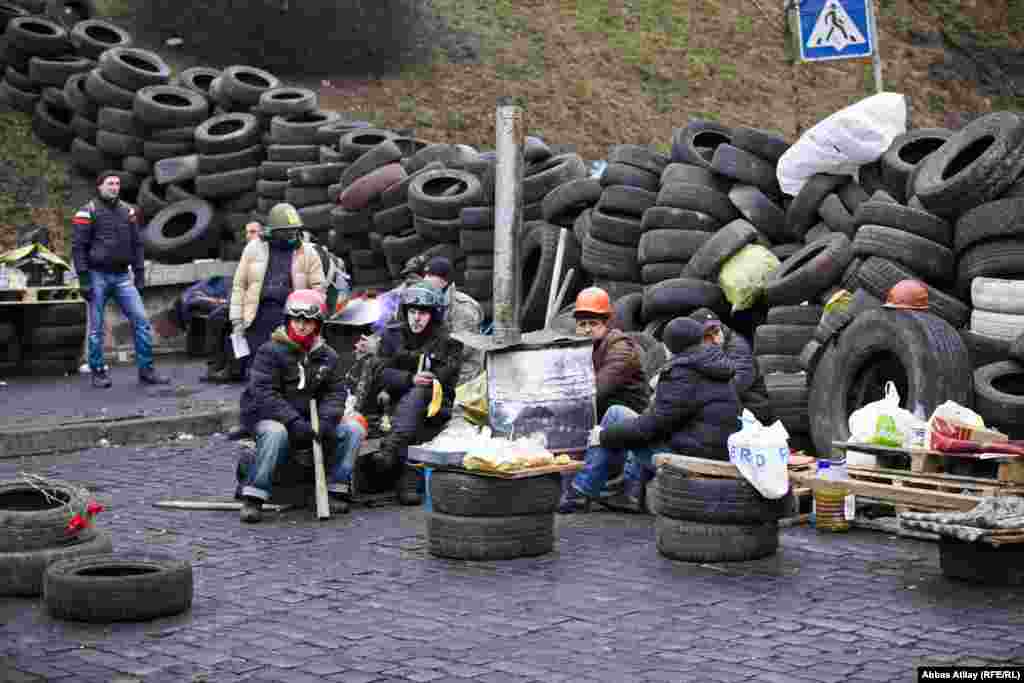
[
  {"xmin": 492, "ymin": 97, "xmax": 524, "ymax": 346},
  {"xmin": 545, "ymin": 228, "xmax": 568, "ymax": 327},
  {"xmin": 310, "ymin": 397, "xmax": 330, "ymax": 520},
  {"xmin": 867, "ymin": 0, "xmax": 883, "ymax": 93},
  {"xmin": 546, "ymin": 266, "xmax": 576, "ymax": 329}
]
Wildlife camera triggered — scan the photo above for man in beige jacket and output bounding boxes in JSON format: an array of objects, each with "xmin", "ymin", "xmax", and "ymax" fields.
[{"xmin": 229, "ymin": 203, "xmax": 325, "ymax": 378}]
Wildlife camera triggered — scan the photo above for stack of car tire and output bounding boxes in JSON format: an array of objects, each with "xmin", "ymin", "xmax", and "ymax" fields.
[
  {"xmin": 426, "ymin": 470, "xmax": 560, "ymax": 561},
  {"xmin": 803, "ymin": 112, "xmax": 1024, "ymax": 457},
  {"xmin": 0, "ymin": 478, "xmax": 113, "ymax": 597},
  {"xmin": 652, "ymin": 463, "xmax": 787, "ymax": 563}
]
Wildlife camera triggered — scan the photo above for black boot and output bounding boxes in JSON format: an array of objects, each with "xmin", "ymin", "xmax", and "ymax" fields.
[
  {"xmin": 396, "ymin": 465, "xmax": 422, "ymax": 506},
  {"xmin": 599, "ymin": 477, "xmax": 646, "ymax": 514}
]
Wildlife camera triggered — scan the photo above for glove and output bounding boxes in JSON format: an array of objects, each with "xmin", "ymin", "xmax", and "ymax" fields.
[
  {"xmin": 588, "ymin": 425, "xmax": 603, "ymax": 447},
  {"xmin": 289, "ymin": 418, "xmax": 316, "ymax": 446},
  {"xmin": 133, "ymin": 269, "xmax": 145, "ymax": 291},
  {"xmin": 78, "ymin": 273, "xmax": 93, "ymax": 302}
]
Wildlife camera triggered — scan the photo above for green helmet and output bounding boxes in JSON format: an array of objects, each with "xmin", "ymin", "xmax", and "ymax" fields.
[{"xmin": 264, "ymin": 202, "xmax": 303, "ymax": 235}]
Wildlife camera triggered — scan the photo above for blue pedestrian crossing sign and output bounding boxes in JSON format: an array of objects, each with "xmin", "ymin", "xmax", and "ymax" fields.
[{"xmin": 798, "ymin": 0, "xmax": 874, "ymax": 62}]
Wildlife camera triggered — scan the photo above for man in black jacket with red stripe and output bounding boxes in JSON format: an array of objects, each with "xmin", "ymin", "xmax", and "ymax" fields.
[{"xmin": 73, "ymin": 172, "xmax": 169, "ymax": 388}]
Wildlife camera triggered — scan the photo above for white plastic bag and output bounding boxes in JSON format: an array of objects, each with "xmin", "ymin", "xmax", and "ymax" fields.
[
  {"xmin": 727, "ymin": 410, "xmax": 791, "ymax": 499},
  {"xmin": 930, "ymin": 400, "xmax": 985, "ymax": 429},
  {"xmin": 847, "ymin": 381, "xmax": 925, "ymax": 451},
  {"xmin": 776, "ymin": 93, "xmax": 908, "ymax": 196}
]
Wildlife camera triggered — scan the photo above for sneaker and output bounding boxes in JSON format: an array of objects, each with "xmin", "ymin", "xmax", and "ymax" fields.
[
  {"xmin": 91, "ymin": 369, "xmax": 112, "ymax": 389},
  {"xmin": 240, "ymin": 498, "xmax": 262, "ymax": 523},
  {"xmin": 138, "ymin": 367, "xmax": 171, "ymax": 385}
]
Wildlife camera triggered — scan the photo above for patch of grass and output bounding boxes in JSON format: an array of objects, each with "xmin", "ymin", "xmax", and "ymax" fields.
[
  {"xmin": 414, "ymin": 109, "xmax": 435, "ymax": 128},
  {"xmin": 576, "ymin": 0, "xmax": 687, "ymax": 62},
  {"xmin": 398, "ymin": 96, "xmax": 416, "ymax": 113},
  {"xmin": 928, "ymin": 93, "xmax": 947, "ymax": 113},
  {"xmin": 1012, "ymin": 0, "xmax": 1024, "ymax": 33},
  {"xmin": 0, "ymin": 112, "xmax": 69, "ymax": 253},
  {"xmin": 694, "ymin": 111, "xmax": 720, "ymax": 122},
  {"xmin": 993, "ymin": 96, "xmax": 1024, "ymax": 111},
  {"xmin": 735, "ymin": 15, "xmax": 753, "ymax": 33},
  {"xmin": 892, "ymin": 15, "xmax": 912, "ymax": 35},
  {"xmin": 638, "ymin": 64, "xmax": 688, "ymax": 114},
  {"xmin": 94, "ymin": 0, "xmax": 131, "ymax": 17},
  {"xmin": 719, "ymin": 62, "xmax": 737, "ymax": 81},
  {"xmin": 447, "ymin": 110, "xmax": 466, "ymax": 131}
]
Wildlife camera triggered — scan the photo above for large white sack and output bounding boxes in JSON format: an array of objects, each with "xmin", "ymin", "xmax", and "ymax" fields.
[{"xmin": 776, "ymin": 92, "xmax": 908, "ymax": 196}]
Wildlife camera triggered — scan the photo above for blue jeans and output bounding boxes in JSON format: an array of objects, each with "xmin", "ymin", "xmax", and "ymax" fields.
[
  {"xmin": 241, "ymin": 419, "xmax": 365, "ymax": 501},
  {"xmin": 88, "ymin": 270, "xmax": 153, "ymax": 372},
  {"xmin": 573, "ymin": 404, "xmax": 659, "ymax": 497}
]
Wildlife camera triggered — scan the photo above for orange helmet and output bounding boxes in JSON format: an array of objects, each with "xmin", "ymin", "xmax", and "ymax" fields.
[
  {"xmin": 883, "ymin": 279, "xmax": 929, "ymax": 311},
  {"xmin": 574, "ymin": 287, "xmax": 612, "ymax": 318}
]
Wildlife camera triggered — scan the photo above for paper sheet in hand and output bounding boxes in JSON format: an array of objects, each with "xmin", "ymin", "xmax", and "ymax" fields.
[{"xmin": 231, "ymin": 333, "xmax": 250, "ymax": 359}]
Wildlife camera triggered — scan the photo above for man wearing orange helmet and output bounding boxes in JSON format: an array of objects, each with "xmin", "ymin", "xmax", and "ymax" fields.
[
  {"xmin": 236, "ymin": 289, "xmax": 367, "ymax": 523},
  {"xmin": 559, "ymin": 286, "xmax": 650, "ymax": 513}
]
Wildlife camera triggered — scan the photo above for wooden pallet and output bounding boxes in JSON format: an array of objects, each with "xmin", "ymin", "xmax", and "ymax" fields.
[
  {"xmin": 0, "ymin": 286, "xmax": 83, "ymax": 304},
  {"xmin": 836, "ymin": 441, "xmax": 1024, "ymax": 485}
]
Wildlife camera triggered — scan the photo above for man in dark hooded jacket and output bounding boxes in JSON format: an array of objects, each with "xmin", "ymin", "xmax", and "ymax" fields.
[
  {"xmin": 689, "ymin": 307, "xmax": 757, "ymax": 398},
  {"xmin": 372, "ymin": 280, "xmax": 463, "ymax": 505},
  {"xmin": 237, "ymin": 289, "xmax": 366, "ymax": 523},
  {"xmin": 572, "ymin": 316, "xmax": 741, "ymax": 513}
]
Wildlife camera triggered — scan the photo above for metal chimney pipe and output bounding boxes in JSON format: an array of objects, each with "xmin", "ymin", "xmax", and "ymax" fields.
[{"xmin": 492, "ymin": 96, "xmax": 524, "ymax": 345}]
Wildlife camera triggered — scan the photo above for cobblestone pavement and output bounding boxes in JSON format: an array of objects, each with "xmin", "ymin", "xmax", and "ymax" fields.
[
  {"xmin": 2, "ymin": 436, "xmax": 1023, "ymax": 683},
  {"xmin": 0, "ymin": 356, "xmax": 238, "ymax": 430}
]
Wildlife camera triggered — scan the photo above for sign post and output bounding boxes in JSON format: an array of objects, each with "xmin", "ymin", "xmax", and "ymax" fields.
[{"xmin": 794, "ymin": 0, "xmax": 881, "ymax": 92}]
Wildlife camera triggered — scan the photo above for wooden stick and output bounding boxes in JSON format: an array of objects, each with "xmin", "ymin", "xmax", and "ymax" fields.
[
  {"xmin": 310, "ymin": 397, "xmax": 330, "ymax": 521},
  {"xmin": 154, "ymin": 500, "xmax": 293, "ymax": 512}
]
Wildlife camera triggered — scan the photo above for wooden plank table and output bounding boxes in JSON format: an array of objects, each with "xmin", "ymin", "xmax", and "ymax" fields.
[{"xmin": 834, "ymin": 441, "xmax": 1024, "ymax": 485}]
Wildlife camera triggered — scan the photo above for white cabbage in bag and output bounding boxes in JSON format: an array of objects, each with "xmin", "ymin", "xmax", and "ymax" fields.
[
  {"xmin": 727, "ymin": 410, "xmax": 790, "ymax": 499},
  {"xmin": 776, "ymin": 92, "xmax": 908, "ymax": 196}
]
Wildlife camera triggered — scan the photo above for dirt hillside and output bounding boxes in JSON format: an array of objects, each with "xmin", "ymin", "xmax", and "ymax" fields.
[{"xmin": 0, "ymin": 0, "xmax": 1020, "ymax": 252}]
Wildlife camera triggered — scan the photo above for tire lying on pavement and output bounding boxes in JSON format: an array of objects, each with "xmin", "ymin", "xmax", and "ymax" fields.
[
  {"xmin": 426, "ymin": 512, "xmax": 554, "ymax": 561},
  {"xmin": 0, "ymin": 529, "xmax": 113, "ymax": 597},
  {"xmin": 0, "ymin": 480, "xmax": 87, "ymax": 553},
  {"xmin": 655, "ymin": 516, "xmax": 778, "ymax": 563},
  {"xmin": 430, "ymin": 472, "xmax": 561, "ymax": 517},
  {"xmin": 655, "ymin": 464, "xmax": 793, "ymax": 525},
  {"xmin": 142, "ymin": 199, "xmax": 219, "ymax": 264},
  {"xmin": 44, "ymin": 552, "xmax": 193, "ymax": 622},
  {"xmin": 808, "ymin": 309, "xmax": 972, "ymax": 457}
]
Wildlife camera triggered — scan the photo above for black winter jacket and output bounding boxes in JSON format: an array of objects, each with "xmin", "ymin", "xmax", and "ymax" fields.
[
  {"xmin": 600, "ymin": 344, "xmax": 740, "ymax": 461},
  {"xmin": 72, "ymin": 198, "xmax": 144, "ymax": 275},
  {"xmin": 240, "ymin": 327, "xmax": 349, "ymax": 433},
  {"xmin": 723, "ymin": 327, "xmax": 756, "ymax": 396},
  {"xmin": 376, "ymin": 320, "xmax": 463, "ymax": 423}
]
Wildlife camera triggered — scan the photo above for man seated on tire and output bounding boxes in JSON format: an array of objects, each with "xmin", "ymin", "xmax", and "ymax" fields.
[
  {"xmin": 73, "ymin": 171, "xmax": 170, "ymax": 388},
  {"xmin": 558, "ymin": 286, "xmax": 651, "ymax": 513},
  {"xmin": 565, "ymin": 316, "xmax": 741, "ymax": 513},
  {"xmin": 371, "ymin": 280, "xmax": 463, "ymax": 505},
  {"xmin": 422, "ymin": 255, "xmax": 484, "ymax": 385},
  {"xmin": 237, "ymin": 289, "xmax": 367, "ymax": 523},
  {"xmin": 688, "ymin": 307, "xmax": 758, "ymax": 402}
]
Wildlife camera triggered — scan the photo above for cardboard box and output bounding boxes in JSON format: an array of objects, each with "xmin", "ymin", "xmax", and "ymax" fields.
[{"xmin": 929, "ymin": 415, "xmax": 1008, "ymax": 448}]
